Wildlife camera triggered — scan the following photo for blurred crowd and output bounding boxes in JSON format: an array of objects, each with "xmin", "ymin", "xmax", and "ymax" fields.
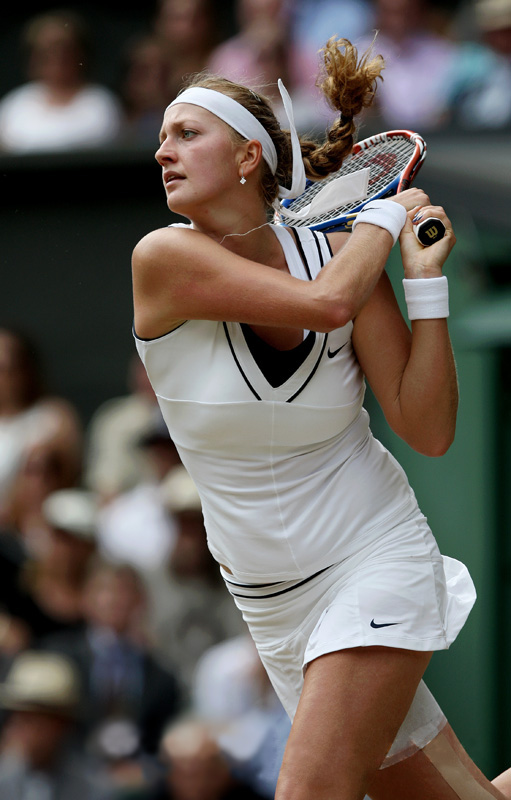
[
  {"xmin": 0, "ymin": 325, "xmax": 290, "ymax": 799},
  {"xmin": 0, "ymin": 0, "xmax": 510, "ymax": 156}
]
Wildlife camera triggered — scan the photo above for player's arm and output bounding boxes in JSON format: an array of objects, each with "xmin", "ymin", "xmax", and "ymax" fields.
[
  {"xmin": 132, "ymin": 225, "xmax": 393, "ymax": 339},
  {"xmin": 352, "ymin": 208, "xmax": 458, "ymax": 457},
  {"xmin": 132, "ymin": 190, "xmax": 428, "ymax": 340}
]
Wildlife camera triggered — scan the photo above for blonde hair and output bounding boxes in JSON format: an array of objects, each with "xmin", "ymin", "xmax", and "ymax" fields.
[{"xmin": 181, "ymin": 37, "xmax": 384, "ymax": 208}]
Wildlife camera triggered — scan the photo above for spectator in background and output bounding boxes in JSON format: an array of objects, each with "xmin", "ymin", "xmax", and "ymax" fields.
[
  {"xmin": 0, "ymin": 9, "xmax": 123, "ymax": 153},
  {"xmin": 1, "ymin": 445, "xmax": 70, "ymax": 560},
  {"xmin": 292, "ymin": 0, "xmax": 374, "ymax": 55},
  {"xmin": 448, "ymin": 0, "xmax": 511, "ymax": 128},
  {"xmin": 207, "ymin": 0, "xmax": 327, "ymax": 133},
  {"xmin": 154, "ymin": 0, "xmax": 221, "ymax": 101},
  {"xmin": 0, "ymin": 650, "xmax": 114, "ymax": 799},
  {"xmin": 143, "ymin": 466, "xmax": 245, "ymax": 692},
  {"xmin": 85, "ymin": 354, "xmax": 160, "ymax": 505},
  {"xmin": 0, "ymin": 535, "xmax": 30, "ymax": 666},
  {"xmin": 41, "ymin": 559, "xmax": 183, "ymax": 759},
  {"xmin": 0, "ymin": 489, "xmax": 97, "ymax": 659},
  {"xmin": 119, "ymin": 35, "xmax": 171, "ymax": 145},
  {"xmin": 358, "ymin": 0, "xmax": 460, "ymax": 130},
  {"xmin": 96, "ymin": 414, "xmax": 180, "ymax": 570},
  {"xmin": 192, "ymin": 633, "xmax": 290, "ymax": 799},
  {"xmin": 30, "ymin": 489, "xmax": 97, "ymax": 630},
  {"xmin": 0, "ymin": 327, "xmax": 82, "ymax": 525},
  {"xmin": 119, "ymin": 0, "xmax": 221, "ymax": 146},
  {"xmin": 0, "ymin": 451, "xmax": 77, "ymax": 666},
  {"xmin": 150, "ymin": 718, "xmax": 267, "ymax": 800},
  {"xmin": 88, "ymin": 717, "xmax": 154, "ymax": 800}
]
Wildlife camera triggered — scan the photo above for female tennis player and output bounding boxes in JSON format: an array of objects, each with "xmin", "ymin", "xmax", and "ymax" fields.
[{"xmin": 132, "ymin": 37, "xmax": 509, "ymax": 800}]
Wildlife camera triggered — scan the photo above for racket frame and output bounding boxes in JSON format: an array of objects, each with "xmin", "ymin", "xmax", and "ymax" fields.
[{"xmin": 277, "ymin": 130, "xmax": 427, "ymax": 234}]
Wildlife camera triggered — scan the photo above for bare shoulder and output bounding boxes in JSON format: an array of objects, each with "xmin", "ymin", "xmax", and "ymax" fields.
[
  {"xmin": 132, "ymin": 226, "xmax": 211, "ymax": 300},
  {"xmin": 133, "ymin": 225, "xmax": 198, "ymax": 269},
  {"xmin": 132, "ymin": 227, "xmax": 199, "ymax": 339},
  {"xmin": 132, "ymin": 225, "xmax": 233, "ymax": 293},
  {"xmin": 132, "ymin": 225, "xmax": 250, "ymax": 338}
]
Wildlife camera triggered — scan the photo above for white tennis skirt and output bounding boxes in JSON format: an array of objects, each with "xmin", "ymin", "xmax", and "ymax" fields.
[{"xmin": 221, "ymin": 508, "xmax": 476, "ymax": 767}]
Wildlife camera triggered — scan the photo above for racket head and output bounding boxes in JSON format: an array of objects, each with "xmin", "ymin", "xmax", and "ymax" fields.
[{"xmin": 275, "ymin": 130, "xmax": 427, "ymax": 232}]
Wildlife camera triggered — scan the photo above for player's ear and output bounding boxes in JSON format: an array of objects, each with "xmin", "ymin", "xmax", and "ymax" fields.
[{"xmin": 239, "ymin": 139, "xmax": 263, "ymax": 178}]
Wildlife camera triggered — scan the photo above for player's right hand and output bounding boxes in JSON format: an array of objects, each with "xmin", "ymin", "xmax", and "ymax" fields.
[{"xmin": 391, "ymin": 188, "xmax": 431, "ymax": 212}]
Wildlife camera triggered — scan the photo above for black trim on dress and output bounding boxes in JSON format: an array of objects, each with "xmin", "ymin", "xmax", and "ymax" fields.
[
  {"xmin": 289, "ymin": 227, "xmax": 312, "ymax": 280},
  {"xmin": 311, "ymin": 230, "xmax": 325, "ymax": 268},
  {"xmin": 227, "ymin": 564, "xmax": 333, "ymax": 598},
  {"xmin": 323, "ymin": 231, "xmax": 334, "ymax": 259},
  {"xmin": 286, "ymin": 334, "xmax": 328, "ymax": 403},
  {"xmin": 223, "ymin": 322, "xmax": 262, "ymax": 400}
]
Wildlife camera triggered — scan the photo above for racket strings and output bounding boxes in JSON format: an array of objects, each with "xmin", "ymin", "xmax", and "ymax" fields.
[{"xmin": 280, "ymin": 135, "xmax": 418, "ymax": 227}]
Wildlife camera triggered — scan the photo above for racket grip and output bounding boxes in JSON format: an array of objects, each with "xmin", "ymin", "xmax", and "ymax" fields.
[{"xmin": 413, "ymin": 217, "xmax": 446, "ymax": 247}]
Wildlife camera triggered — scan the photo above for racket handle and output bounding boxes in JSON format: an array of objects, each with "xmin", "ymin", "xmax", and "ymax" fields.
[{"xmin": 413, "ymin": 217, "xmax": 446, "ymax": 247}]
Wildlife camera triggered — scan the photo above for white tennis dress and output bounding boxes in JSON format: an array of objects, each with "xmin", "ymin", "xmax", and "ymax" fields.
[{"xmin": 134, "ymin": 223, "xmax": 475, "ymax": 765}]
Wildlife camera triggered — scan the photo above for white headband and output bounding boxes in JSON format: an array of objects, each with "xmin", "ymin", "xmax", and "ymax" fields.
[{"xmin": 166, "ymin": 79, "xmax": 306, "ymax": 200}]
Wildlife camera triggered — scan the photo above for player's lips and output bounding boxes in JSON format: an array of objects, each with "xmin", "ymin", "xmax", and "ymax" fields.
[{"xmin": 163, "ymin": 171, "xmax": 185, "ymax": 186}]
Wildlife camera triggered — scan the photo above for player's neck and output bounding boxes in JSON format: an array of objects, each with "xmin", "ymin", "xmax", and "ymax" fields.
[{"xmin": 191, "ymin": 208, "xmax": 274, "ymax": 260}]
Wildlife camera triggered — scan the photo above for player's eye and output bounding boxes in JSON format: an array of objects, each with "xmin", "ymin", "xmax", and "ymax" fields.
[{"xmin": 181, "ymin": 129, "xmax": 197, "ymax": 139}]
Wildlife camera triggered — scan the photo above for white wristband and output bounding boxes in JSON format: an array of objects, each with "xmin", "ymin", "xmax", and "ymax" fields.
[
  {"xmin": 351, "ymin": 199, "xmax": 407, "ymax": 245},
  {"xmin": 402, "ymin": 276, "xmax": 449, "ymax": 320}
]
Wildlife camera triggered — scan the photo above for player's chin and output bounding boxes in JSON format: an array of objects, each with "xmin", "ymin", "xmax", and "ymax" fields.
[
  {"xmin": 165, "ymin": 179, "xmax": 187, "ymax": 200},
  {"xmin": 166, "ymin": 195, "xmax": 196, "ymax": 221},
  {"xmin": 165, "ymin": 190, "xmax": 186, "ymax": 213},
  {"xmin": 167, "ymin": 185, "xmax": 209, "ymax": 217}
]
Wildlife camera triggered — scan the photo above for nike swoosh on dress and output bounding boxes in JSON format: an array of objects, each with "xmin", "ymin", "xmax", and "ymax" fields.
[
  {"xmin": 370, "ymin": 620, "xmax": 402, "ymax": 628},
  {"xmin": 327, "ymin": 343, "xmax": 347, "ymax": 358}
]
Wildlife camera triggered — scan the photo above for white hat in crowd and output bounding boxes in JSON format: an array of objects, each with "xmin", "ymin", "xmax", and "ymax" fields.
[
  {"xmin": 0, "ymin": 651, "xmax": 81, "ymax": 717},
  {"xmin": 42, "ymin": 488, "xmax": 98, "ymax": 540}
]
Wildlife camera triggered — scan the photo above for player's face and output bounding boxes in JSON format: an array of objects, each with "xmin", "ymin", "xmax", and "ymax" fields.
[{"xmin": 156, "ymin": 104, "xmax": 241, "ymax": 215}]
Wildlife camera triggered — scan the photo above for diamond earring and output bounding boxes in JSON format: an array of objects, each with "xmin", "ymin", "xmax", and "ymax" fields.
[{"xmin": 240, "ymin": 169, "xmax": 246, "ymax": 185}]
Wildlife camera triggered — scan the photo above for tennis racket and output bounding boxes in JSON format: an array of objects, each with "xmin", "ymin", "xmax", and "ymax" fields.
[{"xmin": 275, "ymin": 130, "xmax": 445, "ymax": 246}]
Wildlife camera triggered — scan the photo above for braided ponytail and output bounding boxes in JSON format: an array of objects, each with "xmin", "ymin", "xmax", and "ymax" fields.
[{"xmin": 300, "ymin": 37, "xmax": 384, "ymax": 181}]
